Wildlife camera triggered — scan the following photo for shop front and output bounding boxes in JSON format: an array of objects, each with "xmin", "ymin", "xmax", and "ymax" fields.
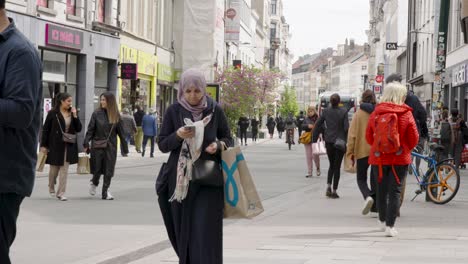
[
  {"xmin": 9, "ymin": 11, "xmax": 120, "ymax": 141},
  {"xmin": 446, "ymin": 61, "xmax": 468, "ymax": 119},
  {"xmin": 157, "ymin": 63, "xmax": 176, "ymax": 116},
  {"xmin": 119, "ymin": 45, "xmax": 157, "ymax": 113}
]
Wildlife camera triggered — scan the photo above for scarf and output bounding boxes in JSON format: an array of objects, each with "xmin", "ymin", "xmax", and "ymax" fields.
[
  {"xmin": 178, "ymin": 68, "xmax": 208, "ymax": 121},
  {"xmin": 169, "ymin": 114, "xmax": 213, "ymax": 202}
]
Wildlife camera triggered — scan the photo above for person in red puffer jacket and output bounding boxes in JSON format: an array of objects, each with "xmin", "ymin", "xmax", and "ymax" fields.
[{"xmin": 366, "ymin": 82, "xmax": 419, "ymax": 237}]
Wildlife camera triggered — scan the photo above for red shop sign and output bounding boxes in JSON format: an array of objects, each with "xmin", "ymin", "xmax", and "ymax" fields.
[{"xmin": 45, "ymin": 24, "xmax": 84, "ymax": 50}]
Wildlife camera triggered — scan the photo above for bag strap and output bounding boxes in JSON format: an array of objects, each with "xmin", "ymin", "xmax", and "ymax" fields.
[
  {"xmin": 56, "ymin": 114, "xmax": 66, "ymax": 134},
  {"xmin": 106, "ymin": 123, "xmax": 115, "ymax": 141}
]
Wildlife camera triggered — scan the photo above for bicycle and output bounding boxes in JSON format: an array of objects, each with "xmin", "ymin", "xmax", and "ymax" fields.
[{"xmin": 409, "ymin": 143, "xmax": 460, "ymax": 204}]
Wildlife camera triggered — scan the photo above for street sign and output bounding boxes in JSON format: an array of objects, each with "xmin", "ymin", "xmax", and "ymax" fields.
[
  {"xmin": 386, "ymin": 42, "xmax": 398, "ymax": 50},
  {"xmin": 375, "ymin": 75, "xmax": 384, "ymax": 83},
  {"xmin": 373, "ymin": 85, "xmax": 382, "ymax": 94}
]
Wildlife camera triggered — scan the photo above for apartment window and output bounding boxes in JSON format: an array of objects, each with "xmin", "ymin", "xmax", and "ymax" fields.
[
  {"xmin": 270, "ymin": 23, "xmax": 276, "ymax": 39},
  {"xmin": 271, "ymin": 0, "xmax": 277, "ymax": 15},
  {"xmin": 37, "ymin": 0, "xmax": 48, "ymax": 7},
  {"xmin": 67, "ymin": 0, "xmax": 76, "ymax": 15},
  {"xmin": 412, "ymin": 43, "xmax": 417, "ymax": 75},
  {"xmin": 97, "ymin": 0, "xmax": 105, "ymax": 23},
  {"xmin": 269, "ymin": 49, "xmax": 275, "ymax": 68}
]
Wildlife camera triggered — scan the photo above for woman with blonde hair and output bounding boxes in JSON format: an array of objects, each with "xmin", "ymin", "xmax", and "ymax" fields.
[
  {"xmin": 302, "ymin": 106, "xmax": 320, "ymax": 177},
  {"xmin": 366, "ymin": 82, "xmax": 419, "ymax": 237},
  {"xmin": 347, "ymin": 90, "xmax": 377, "ymax": 215},
  {"xmin": 83, "ymin": 92, "xmax": 128, "ymax": 200}
]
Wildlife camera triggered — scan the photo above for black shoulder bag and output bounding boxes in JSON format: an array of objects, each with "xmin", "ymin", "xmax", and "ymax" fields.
[{"xmin": 333, "ymin": 109, "xmax": 349, "ymax": 152}]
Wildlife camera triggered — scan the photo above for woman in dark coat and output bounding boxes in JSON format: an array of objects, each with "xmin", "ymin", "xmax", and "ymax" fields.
[
  {"xmin": 83, "ymin": 92, "xmax": 128, "ymax": 200},
  {"xmin": 313, "ymin": 93, "xmax": 349, "ymax": 198},
  {"xmin": 156, "ymin": 68, "xmax": 233, "ymax": 264},
  {"xmin": 40, "ymin": 93, "xmax": 82, "ymax": 201},
  {"xmin": 251, "ymin": 118, "xmax": 260, "ymax": 142},
  {"xmin": 276, "ymin": 117, "xmax": 286, "ymax": 139},
  {"xmin": 266, "ymin": 116, "xmax": 276, "ymax": 139}
]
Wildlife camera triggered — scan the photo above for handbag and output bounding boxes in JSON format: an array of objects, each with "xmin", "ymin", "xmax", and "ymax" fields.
[
  {"xmin": 93, "ymin": 124, "xmax": 115, "ymax": 149},
  {"xmin": 334, "ymin": 110, "xmax": 348, "ymax": 152},
  {"xmin": 299, "ymin": 131, "xmax": 312, "ymax": 144},
  {"xmin": 56, "ymin": 115, "xmax": 77, "ymax": 144},
  {"xmin": 312, "ymin": 137, "xmax": 327, "ymax": 156},
  {"xmin": 192, "ymin": 158, "xmax": 223, "ymax": 186},
  {"xmin": 36, "ymin": 151, "xmax": 47, "ymax": 172}
]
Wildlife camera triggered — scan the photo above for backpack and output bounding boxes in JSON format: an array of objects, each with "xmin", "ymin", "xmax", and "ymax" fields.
[{"xmin": 372, "ymin": 113, "xmax": 402, "ymax": 184}]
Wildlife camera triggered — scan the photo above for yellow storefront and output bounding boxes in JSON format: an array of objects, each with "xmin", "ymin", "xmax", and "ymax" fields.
[{"xmin": 119, "ymin": 45, "xmax": 157, "ymax": 112}]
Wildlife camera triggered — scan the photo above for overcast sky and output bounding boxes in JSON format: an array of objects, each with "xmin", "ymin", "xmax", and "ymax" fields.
[{"xmin": 283, "ymin": 0, "xmax": 370, "ymax": 59}]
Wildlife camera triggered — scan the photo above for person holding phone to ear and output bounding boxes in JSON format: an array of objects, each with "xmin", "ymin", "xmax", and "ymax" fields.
[{"xmin": 40, "ymin": 93, "xmax": 82, "ymax": 201}]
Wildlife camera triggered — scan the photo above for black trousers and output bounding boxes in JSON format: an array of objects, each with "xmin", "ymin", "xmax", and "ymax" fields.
[
  {"xmin": 325, "ymin": 143, "xmax": 345, "ymax": 190},
  {"xmin": 240, "ymin": 130, "xmax": 247, "ymax": 144},
  {"xmin": 252, "ymin": 130, "xmax": 258, "ymax": 142},
  {"xmin": 357, "ymin": 157, "xmax": 377, "ymax": 211},
  {"xmin": 373, "ymin": 165, "xmax": 407, "ymax": 227},
  {"xmin": 143, "ymin": 135, "xmax": 155, "ymax": 155},
  {"xmin": 298, "ymin": 128, "xmax": 303, "ymax": 140},
  {"xmin": 91, "ymin": 173, "xmax": 112, "ymax": 198},
  {"xmin": 0, "ymin": 193, "xmax": 24, "ymax": 264}
]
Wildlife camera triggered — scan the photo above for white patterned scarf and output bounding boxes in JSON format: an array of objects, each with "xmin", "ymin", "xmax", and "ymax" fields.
[{"xmin": 169, "ymin": 114, "xmax": 213, "ymax": 202}]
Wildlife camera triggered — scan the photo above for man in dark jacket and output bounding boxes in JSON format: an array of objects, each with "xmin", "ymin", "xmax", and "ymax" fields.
[
  {"xmin": 238, "ymin": 116, "xmax": 250, "ymax": 146},
  {"xmin": 0, "ymin": 2, "xmax": 42, "ymax": 262},
  {"xmin": 120, "ymin": 108, "xmax": 137, "ymax": 157},
  {"xmin": 133, "ymin": 105, "xmax": 145, "ymax": 153},
  {"xmin": 296, "ymin": 111, "xmax": 306, "ymax": 141}
]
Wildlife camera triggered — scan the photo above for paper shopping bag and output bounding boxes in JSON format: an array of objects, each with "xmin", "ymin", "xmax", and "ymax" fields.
[
  {"xmin": 36, "ymin": 152, "xmax": 47, "ymax": 172},
  {"xmin": 222, "ymin": 146, "xmax": 264, "ymax": 219},
  {"xmin": 344, "ymin": 154, "xmax": 356, "ymax": 173},
  {"xmin": 312, "ymin": 138, "xmax": 327, "ymax": 156},
  {"xmin": 77, "ymin": 153, "xmax": 91, "ymax": 174}
]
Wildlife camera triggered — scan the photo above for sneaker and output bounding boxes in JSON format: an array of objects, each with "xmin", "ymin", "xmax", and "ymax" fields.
[
  {"xmin": 89, "ymin": 183, "xmax": 97, "ymax": 196},
  {"xmin": 326, "ymin": 187, "xmax": 332, "ymax": 197},
  {"xmin": 316, "ymin": 170, "xmax": 321, "ymax": 177},
  {"xmin": 142, "ymin": 151, "xmax": 145, "ymax": 157},
  {"xmin": 49, "ymin": 192, "xmax": 56, "ymax": 198},
  {"xmin": 362, "ymin": 197, "xmax": 374, "ymax": 215},
  {"xmin": 385, "ymin": 226, "xmax": 398, "ymax": 237},
  {"xmin": 331, "ymin": 192, "xmax": 340, "ymax": 199},
  {"xmin": 369, "ymin": 212, "xmax": 379, "ymax": 218},
  {"xmin": 305, "ymin": 172, "xmax": 312, "ymax": 178},
  {"xmin": 103, "ymin": 191, "xmax": 114, "ymax": 200},
  {"xmin": 58, "ymin": 196, "xmax": 67, "ymax": 201},
  {"xmin": 378, "ymin": 220, "xmax": 386, "ymax": 231}
]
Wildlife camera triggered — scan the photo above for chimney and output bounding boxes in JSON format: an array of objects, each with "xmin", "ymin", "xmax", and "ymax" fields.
[{"xmin": 350, "ymin": 39, "xmax": 355, "ymax": 50}]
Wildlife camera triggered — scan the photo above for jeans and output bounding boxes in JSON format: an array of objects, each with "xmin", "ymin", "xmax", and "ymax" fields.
[
  {"xmin": 143, "ymin": 135, "xmax": 155, "ymax": 155},
  {"xmin": 240, "ymin": 129, "xmax": 247, "ymax": 145},
  {"xmin": 252, "ymin": 130, "xmax": 258, "ymax": 142},
  {"xmin": 0, "ymin": 193, "xmax": 24, "ymax": 264},
  {"xmin": 304, "ymin": 143, "xmax": 320, "ymax": 173},
  {"xmin": 120, "ymin": 135, "xmax": 131, "ymax": 155},
  {"xmin": 325, "ymin": 143, "xmax": 345, "ymax": 190},
  {"xmin": 373, "ymin": 165, "xmax": 407, "ymax": 227}
]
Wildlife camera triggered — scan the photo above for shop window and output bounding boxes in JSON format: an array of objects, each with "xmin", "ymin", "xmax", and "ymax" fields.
[
  {"xmin": 67, "ymin": 0, "xmax": 76, "ymax": 16},
  {"xmin": 43, "ymin": 50, "xmax": 66, "ymax": 83},
  {"xmin": 94, "ymin": 59, "xmax": 109, "ymax": 109}
]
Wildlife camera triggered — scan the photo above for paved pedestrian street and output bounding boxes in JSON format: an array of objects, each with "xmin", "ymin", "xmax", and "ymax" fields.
[{"xmin": 11, "ymin": 138, "xmax": 468, "ymax": 264}]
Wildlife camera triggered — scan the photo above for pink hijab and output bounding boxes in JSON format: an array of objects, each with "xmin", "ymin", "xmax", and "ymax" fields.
[{"xmin": 178, "ymin": 68, "xmax": 208, "ymax": 121}]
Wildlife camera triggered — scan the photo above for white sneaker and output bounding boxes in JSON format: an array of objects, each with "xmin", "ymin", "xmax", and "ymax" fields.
[
  {"xmin": 58, "ymin": 196, "xmax": 67, "ymax": 201},
  {"xmin": 378, "ymin": 220, "xmax": 386, "ymax": 231},
  {"xmin": 370, "ymin": 212, "xmax": 379, "ymax": 218},
  {"xmin": 362, "ymin": 197, "xmax": 374, "ymax": 215},
  {"xmin": 89, "ymin": 183, "xmax": 97, "ymax": 196},
  {"xmin": 103, "ymin": 191, "xmax": 114, "ymax": 200},
  {"xmin": 49, "ymin": 192, "xmax": 56, "ymax": 198},
  {"xmin": 385, "ymin": 226, "xmax": 398, "ymax": 237}
]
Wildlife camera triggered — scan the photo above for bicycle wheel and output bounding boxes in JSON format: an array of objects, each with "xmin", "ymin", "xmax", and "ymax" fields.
[{"xmin": 426, "ymin": 163, "xmax": 460, "ymax": 204}]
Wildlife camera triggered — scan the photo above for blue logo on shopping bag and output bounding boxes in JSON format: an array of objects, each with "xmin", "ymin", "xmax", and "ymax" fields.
[{"xmin": 222, "ymin": 154, "xmax": 245, "ymax": 207}]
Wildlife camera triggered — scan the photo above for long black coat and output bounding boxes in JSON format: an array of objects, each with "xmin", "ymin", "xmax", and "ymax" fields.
[
  {"xmin": 83, "ymin": 109, "xmax": 128, "ymax": 176},
  {"xmin": 41, "ymin": 109, "xmax": 82, "ymax": 165},
  {"xmin": 156, "ymin": 98, "xmax": 233, "ymax": 264}
]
